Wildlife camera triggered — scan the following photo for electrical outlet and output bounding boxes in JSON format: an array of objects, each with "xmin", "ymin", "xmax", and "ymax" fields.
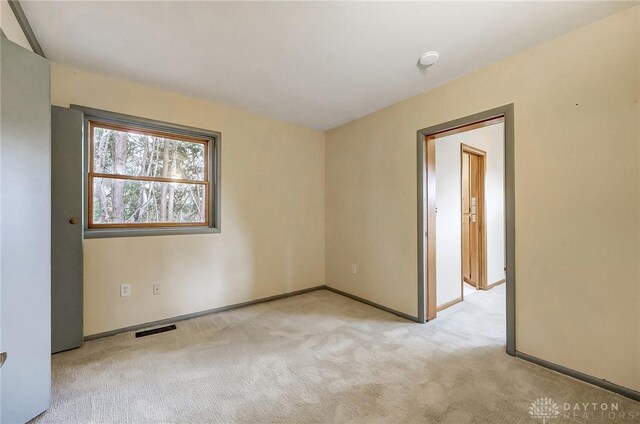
[
  {"xmin": 351, "ymin": 264, "xmax": 357, "ymax": 274},
  {"xmin": 153, "ymin": 283, "xmax": 161, "ymax": 295},
  {"xmin": 120, "ymin": 283, "xmax": 131, "ymax": 297}
]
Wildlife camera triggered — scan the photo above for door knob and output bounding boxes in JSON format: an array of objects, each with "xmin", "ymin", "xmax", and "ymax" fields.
[
  {"xmin": 69, "ymin": 217, "xmax": 79, "ymax": 225},
  {"xmin": 0, "ymin": 351, "xmax": 6, "ymax": 368}
]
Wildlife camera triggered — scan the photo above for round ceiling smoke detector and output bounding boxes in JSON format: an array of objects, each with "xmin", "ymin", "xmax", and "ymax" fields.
[{"xmin": 419, "ymin": 51, "xmax": 440, "ymax": 67}]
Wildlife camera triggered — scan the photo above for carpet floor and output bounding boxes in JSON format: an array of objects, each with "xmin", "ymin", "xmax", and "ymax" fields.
[{"xmin": 33, "ymin": 285, "xmax": 639, "ymax": 423}]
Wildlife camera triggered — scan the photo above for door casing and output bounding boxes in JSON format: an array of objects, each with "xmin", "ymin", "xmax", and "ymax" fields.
[{"xmin": 416, "ymin": 104, "xmax": 515, "ymax": 356}]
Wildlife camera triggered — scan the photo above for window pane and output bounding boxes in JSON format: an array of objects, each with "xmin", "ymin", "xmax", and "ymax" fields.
[
  {"xmin": 92, "ymin": 126, "xmax": 206, "ymax": 181},
  {"xmin": 92, "ymin": 177, "xmax": 207, "ymax": 225}
]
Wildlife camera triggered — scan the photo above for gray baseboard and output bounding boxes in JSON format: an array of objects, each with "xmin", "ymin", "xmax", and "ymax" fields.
[
  {"xmin": 81, "ymin": 286, "xmax": 640, "ymax": 404},
  {"xmin": 83, "ymin": 285, "xmax": 326, "ymax": 342},
  {"xmin": 516, "ymin": 351, "xmax": 640, "ymax": 402},
  {"xmin": 324, "ymin": 285, "xmax": 420, "ymax": 322},
  {"xmin": 83, "ymin": 284, "xmax": 420, "ymax": 343}
]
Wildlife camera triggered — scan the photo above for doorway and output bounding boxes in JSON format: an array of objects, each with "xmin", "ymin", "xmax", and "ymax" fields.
[{"xmin": 416, "ymin": 104, "xmax": 515, "ymax": 356}]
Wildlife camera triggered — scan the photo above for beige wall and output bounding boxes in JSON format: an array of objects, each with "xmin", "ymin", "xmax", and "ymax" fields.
[
  {"xmin": 49, "ymin": 6, "xmax": 639, "ymax": 391},
  {"xmin": 51, "ymin": 64, "xmax": 326, "ymax": 336},
  {"xmin": 326, "ymin": 7, "xmax": 639, "ymax": 391},
  {"xmin": 0, "ymin": 0, "xmax": 32, "ymax": 52}
]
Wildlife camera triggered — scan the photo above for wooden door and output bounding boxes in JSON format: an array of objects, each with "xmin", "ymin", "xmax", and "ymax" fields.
[{"xmin": 462, "ymin": 150, "xmax": 482, "ymax": 287}]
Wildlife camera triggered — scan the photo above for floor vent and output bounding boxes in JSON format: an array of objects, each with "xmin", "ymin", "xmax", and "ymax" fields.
[{"xmin": 135, "ymin": 324, "xmax": 177, "ymax": 338}]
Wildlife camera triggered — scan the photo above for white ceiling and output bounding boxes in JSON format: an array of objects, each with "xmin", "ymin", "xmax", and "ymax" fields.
[{"xmin": 23, "ymin": 1, "xmax": 635, "ymax": 130}]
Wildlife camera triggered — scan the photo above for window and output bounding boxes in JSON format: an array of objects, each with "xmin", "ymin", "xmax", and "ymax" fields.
[{"xmin": 80, "ymin": 106, "xmax": 220, "ymax": 237}]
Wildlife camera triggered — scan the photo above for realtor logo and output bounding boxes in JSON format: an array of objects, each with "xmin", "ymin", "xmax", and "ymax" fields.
[{"xmin": 529, "ymin": 397, "xmax": 560, "ymax": 423}]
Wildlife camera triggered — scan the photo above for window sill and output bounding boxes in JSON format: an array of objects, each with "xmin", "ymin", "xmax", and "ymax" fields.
[{"xmin": 84, "ymin": 226, "xmax": 220, "ymax": 239}]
